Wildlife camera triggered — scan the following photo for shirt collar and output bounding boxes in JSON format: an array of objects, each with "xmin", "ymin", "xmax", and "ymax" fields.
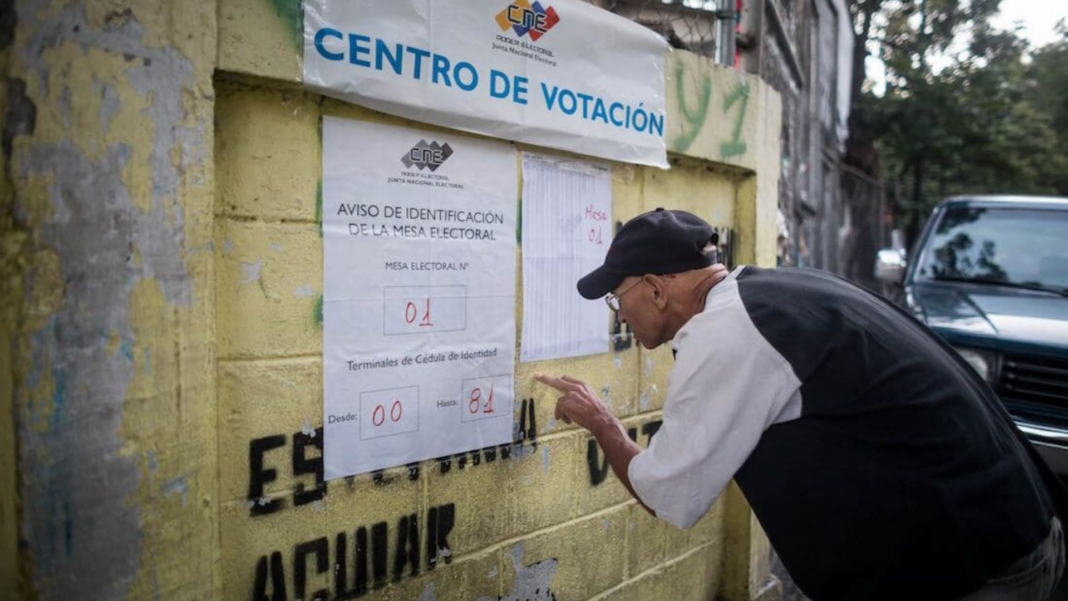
[{"xmin": 669, "ymin": 265, "xmax": 746, "ymax": 355}]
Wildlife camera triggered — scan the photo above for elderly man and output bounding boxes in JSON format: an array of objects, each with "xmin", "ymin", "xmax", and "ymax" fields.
[{"xmin": 535, "ymin": 208, "xmax": 1065, "ymax": 601}]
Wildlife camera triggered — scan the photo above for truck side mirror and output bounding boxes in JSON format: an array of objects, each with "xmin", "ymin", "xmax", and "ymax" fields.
[{"xmin": 875, "ymin": 248, "xmax": 907, "ymax": 285}]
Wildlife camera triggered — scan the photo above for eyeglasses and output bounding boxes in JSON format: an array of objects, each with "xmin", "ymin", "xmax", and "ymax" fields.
[{"xmin": 605, "ymin": 277, "xmax": 646, "ymax": 312}]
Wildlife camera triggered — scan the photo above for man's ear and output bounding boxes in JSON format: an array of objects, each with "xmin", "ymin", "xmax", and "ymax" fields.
[{"xmin": 645, "ymin": 275, "xmax": 669, "ymax": 310}]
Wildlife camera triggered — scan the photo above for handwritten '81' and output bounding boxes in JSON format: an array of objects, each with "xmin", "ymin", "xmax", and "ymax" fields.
[{"xmin": 460, "ymin": 375, "xmax": 511, "ymax": 423}]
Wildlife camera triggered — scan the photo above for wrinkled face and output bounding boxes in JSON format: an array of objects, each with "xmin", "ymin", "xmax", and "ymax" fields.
[{"xmin": 612, "ymin": 276, "xmax": 667, "ymax": 349}]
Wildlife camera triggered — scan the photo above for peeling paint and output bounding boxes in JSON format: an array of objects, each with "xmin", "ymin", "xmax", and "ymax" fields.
[
  {"xmin": 239, "ymin": 259, "xmax": 263, "ymax": 285},
  {"xmin": 18, "ymin": 139, "xmax": 164, "ymax": 601},
  {"xmin": 511, "ymin": 443, "xmax": 537, "ymax": 461},
  {"xmin": 20, "ymin": 3, "xmax": 201, "ymax": 302},
  {"xmin": 417, "ymin": 582, "xmax": 436, "ymax": 601},
  {"xmin": 160, "ymin": 476, "xmax": 188, "ymax": 506},
  {"xmin": 478, "ymin": 542, "xmax": 558, "ymax": 601},
  {"xmin": 248, "ymin": 496, "xmax": 273, "ymax": 510},
  {"xmin": 58, "ymin": 86, "xmax": 71, "ymax": 130},
  {"xmin": 639, "ymin": 392, "xmax": 651, "ymax": 411},
  {"xmin": 98, "ymin": 82, "xmax": 120, "ymax": 134},
  {"xmin": 13, "ymin": 2, "xmax": 203, "ymax": 598},
  {"xmin": 293, "ymin": 283, "xmax": 314, "ymax": 297},
  {"xmin": 3, "ymin": 78, "xmax": 36, "ymax": 158},
  {"xmin": 119, "ymin": 340, "xmax": 134, "ymax": 363},
  {"xmin": 540, "ymin": 445, "xmax": 550, "ymax": 472}
]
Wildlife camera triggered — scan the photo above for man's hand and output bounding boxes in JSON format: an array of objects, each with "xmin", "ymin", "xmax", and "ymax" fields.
[
  {"xmin": 534, "ymin": 373, "xmax": 613, "ymax": 434},
  {"xmin": 534, "ymin": 372, "xmax": 655, "ymax": 517}
]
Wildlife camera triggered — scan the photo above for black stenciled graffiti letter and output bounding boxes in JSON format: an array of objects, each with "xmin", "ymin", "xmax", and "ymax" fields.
[
  {"xmin": 393, "ymin": 514, "xmax": 420, "ymax": 581},
  {"xmin": 587, "ymin": 427, "xmax": 638, "ymax": 486},
  {"xmin": 587, "ymin": 438, "xmax": 610, "ymax": 486},
  {"xmin": 371, "ymin": 521, "xmax": 388, "ymax": 589},
  {"xmin": 292, "ymin": 427, "xmax": 326, "ymax": 507},
  {"xmin": 252, "ymin": 551, "xmax": 287, "ymax": 601},
  {"xmin": 249, "ymin": 435, "xmax": 286, "ymax": 516},
  {"xmin": 517, "ymin": 398, "xmax": 537, "ymax": 449},
  {"xmin": 334, "ymin": 527, "xmax": 372, "ymax": 601},
  {"xmin": 333, "ymin": 532, "xmax": 349, "ymax": 600},
  {"xmin": 426, "ymin": 503, "xmax": 456, "ymax": 569},
  {"xmin": 642, "ymin": 420, "xmax": 662, "ymax": 444},
  {"xmin": 249, "ymin": 503, "xmax": 461, "ymax": 599},
  {"xmin": 294, "ymin": 538, "xmax": 329, "ymax": 601},
  {"xmin": 353, "ymin": 526, "xmax": 370, "ymax": 597}
]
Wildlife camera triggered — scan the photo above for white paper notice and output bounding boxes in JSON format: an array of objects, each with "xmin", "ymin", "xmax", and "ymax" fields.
[
  {"xmin": 322, "ymin": 117, "xmax": 518, "ymax": 479},
  {"xmin": 520, "ymin": 153, "xmax": 611, "ymax": 362}
]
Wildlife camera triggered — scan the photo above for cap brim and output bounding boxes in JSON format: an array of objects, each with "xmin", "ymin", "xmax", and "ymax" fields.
[{"xmin": 577, "ymin": 265, "xmax": 624, "ymax": 300}]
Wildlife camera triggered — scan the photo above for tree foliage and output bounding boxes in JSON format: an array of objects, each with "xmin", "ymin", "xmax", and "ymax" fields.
[{"xmin": 851, "ymin": 0, "xmax": 1068, "ymax": 242}]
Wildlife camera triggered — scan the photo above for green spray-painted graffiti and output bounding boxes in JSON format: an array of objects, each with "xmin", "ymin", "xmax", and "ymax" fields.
[
  {"xmin": 314, "ymin": 295, "xmax": 323, "ymax": 327},
  {"xmin": 267, "ymin": 0, "xmax": 304, "ymax": 54},
  {"xmin": 315, "ymin": 179, "xmax": 323, "ymax": 238},
  {"xmin": 720, "ymin": 81, "xmax": 750, "ymax": 160},
  {"xmin": 516, "ymin": 198, "xmax": 522, "ymax": 244},
  {"xmin": 671, "ymin": 60, "xmax": 713, "ymax": 153}
]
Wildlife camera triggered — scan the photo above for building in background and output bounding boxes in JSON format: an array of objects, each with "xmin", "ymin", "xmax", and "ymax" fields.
[{"xmin": 607, "ymin": 0, "xmax": 887, "ymax": 288}]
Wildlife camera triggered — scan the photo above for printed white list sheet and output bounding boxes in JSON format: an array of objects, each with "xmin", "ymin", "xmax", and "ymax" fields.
[{"xmin": 521, "ymin": 153, "xmax": 611, "ymax": 362}]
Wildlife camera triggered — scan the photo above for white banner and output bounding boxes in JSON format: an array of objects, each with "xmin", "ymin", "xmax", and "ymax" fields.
[
  {"xmin": 303, "ymin": 0, "xmax": 669, "ymax": 168},
  {"xmin": 322, "ymin": 117, "xmax": 518, "ymax": 478}
]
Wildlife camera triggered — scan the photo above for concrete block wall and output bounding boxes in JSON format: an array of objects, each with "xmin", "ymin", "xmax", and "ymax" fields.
[
  {"xmin": 3, "ymin": 1, "xmax": 220, "ymax": 600},
  {"xmin": 2, "ymin": 1, "xmax": 782, "ymax": 599}
]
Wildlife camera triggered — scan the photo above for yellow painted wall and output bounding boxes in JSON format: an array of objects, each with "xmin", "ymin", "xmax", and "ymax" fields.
[
  {"xmin": 3, "ymin": 1, "xmax": 781, "ymax": 599},
  {"xmin": 4, "ymin": 1, "xmax": 220, "ymax": 599}
]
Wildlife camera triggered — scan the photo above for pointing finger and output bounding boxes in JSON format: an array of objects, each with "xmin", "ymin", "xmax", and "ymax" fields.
[{"xmin": 535, "ymin": 373, "xmax": 577, "ymax": 393}]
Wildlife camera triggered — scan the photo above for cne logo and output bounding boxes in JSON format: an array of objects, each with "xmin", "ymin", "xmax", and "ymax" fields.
[
  {"xmin": 401, "ymin": 140, "xmax": 454, "ymax": 172},
  {"xmin": 495, "ymin": 0, "xmax": 560, "ymax": 41}
]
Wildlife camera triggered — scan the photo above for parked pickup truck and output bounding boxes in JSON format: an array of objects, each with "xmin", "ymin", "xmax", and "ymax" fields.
[{"xmin": 875, "ymin": 195, "xmax": 1068, "ymax": 477}]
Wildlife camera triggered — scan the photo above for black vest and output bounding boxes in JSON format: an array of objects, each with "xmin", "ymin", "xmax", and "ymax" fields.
[{"xmin": 731, "ymin": 267, "xmax": 1060, "ymax": 601}]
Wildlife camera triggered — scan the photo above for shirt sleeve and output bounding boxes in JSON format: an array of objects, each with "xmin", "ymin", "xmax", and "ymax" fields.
[{"xmin": 628, "ymin": 284, "xmax": 802, "ymax": 529}]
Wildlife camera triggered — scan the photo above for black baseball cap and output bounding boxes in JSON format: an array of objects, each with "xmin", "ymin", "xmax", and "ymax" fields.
[{"xmin": 577, "ymin": 208, "xmax": 716, "ymax": 300}]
